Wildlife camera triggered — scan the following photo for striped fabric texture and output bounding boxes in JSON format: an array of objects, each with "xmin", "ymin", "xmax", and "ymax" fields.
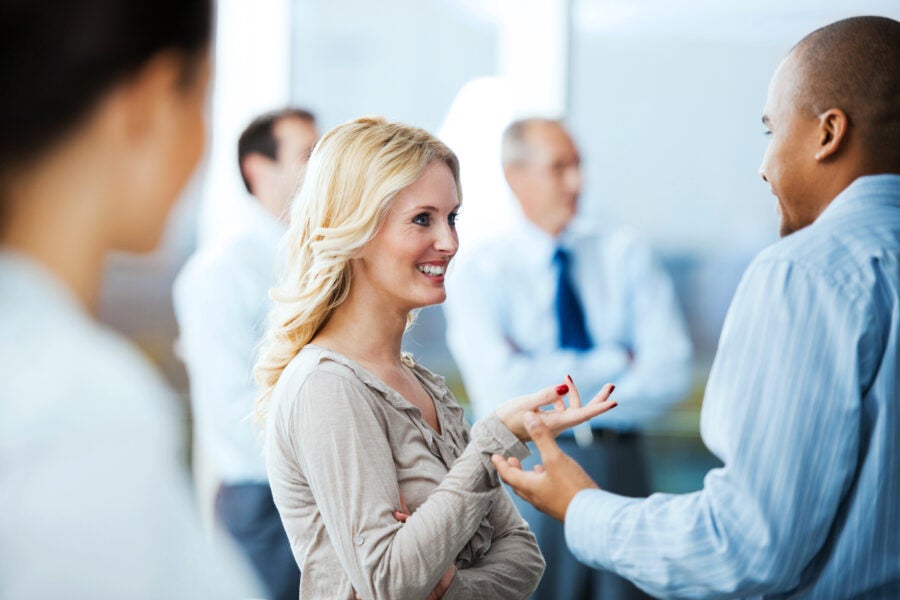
[{"xmin": 565, "ymin": 175, "xmax": 900, "ymax": 599}]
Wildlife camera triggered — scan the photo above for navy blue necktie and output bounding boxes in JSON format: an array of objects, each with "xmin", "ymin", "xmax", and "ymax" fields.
[{"xmin": 553, "ymin": 247, "xmax": 593, "ymax": 350}]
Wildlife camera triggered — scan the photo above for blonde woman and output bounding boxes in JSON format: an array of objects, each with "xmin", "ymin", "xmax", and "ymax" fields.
[{"xmin": 255, "ymin": 117, "xmax": 618, "ymax": 600}]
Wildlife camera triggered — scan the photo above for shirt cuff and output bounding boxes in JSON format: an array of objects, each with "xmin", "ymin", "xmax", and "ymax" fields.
[
  {"xmin": 471, "ymin": 413, "xmax": 530, "ymax": 461},
  {"xmin": 564, "ymin": 488, "xmax": 636, "ymax": 571}
]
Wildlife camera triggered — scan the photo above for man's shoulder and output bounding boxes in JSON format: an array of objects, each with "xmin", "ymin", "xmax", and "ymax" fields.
[
  {"xmin": 176, "ymin": 243, "xmax": 234, "ymax": 284},
  {"xmin": 453, "ymin": 229, "xmax": 525, "ymax": 273},
  {"xmin": 745, "ymin": 217, "xmax": 898, "ymax": 310},
  {"xmin": 568, "ymin": 220, "xmax": 657, "ymax": 266},
  {"xmin": 175, "ymin": 234, "xmax": 275, "ymax": 296},
  {"xmin": 180, "ymin": 233, "xmax": 262, "ymax": 272},
  {"xmin": 753, "ymin": 220, "xmax": 876, "ymax": 278}
]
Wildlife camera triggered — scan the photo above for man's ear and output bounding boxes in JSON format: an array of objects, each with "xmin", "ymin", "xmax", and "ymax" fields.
[
  {"xmin": 504, "ymin": 164, "xmax": 526, "ymax": 195},
  {"xmin": 814, "ymin": 108, "xmax": 849, "ymax": 161},
  {"xmin": 241, "ymin": 153, "xmax": 273, "ymax": 194}
]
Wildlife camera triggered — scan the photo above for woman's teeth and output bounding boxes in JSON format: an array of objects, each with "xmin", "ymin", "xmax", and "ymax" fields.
[{"xmin": 417, "ymin": 264, "xmax": 446, "ymax": 276}]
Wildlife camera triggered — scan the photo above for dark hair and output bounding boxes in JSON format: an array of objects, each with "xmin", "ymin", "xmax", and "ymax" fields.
[
  {"xmin": 0, "ymin": 0, "xmax": 213, "ymax": 170},
  {"xmin": 793, "ymin": 16, "xmax": 900, "ymax": 158},
  {"xmin": 237, "ymin": 108, "xmax": 317, "ymax": 193}
]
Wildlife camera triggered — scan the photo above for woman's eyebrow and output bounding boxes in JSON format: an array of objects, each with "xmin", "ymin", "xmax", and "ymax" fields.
[{"xmin": 404, "ymin": 203, "xmax": 461, "ymax": 213}]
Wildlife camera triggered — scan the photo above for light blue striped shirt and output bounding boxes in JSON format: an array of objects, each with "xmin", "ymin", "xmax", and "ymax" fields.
[{"xmin": 565, "ymin": 174, "xmax": 900, "ymax": 598}]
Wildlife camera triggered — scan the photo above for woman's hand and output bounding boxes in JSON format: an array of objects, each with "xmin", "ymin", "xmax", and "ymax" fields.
[
  {"xmin": 426, "ymin": 565, "xmax": 457, "ymax": 600},
  {"xmin": 387, "ymin": 494, "xmax": 457, "ymax": 600},
  {"xmin": 495, "ymin": 376, "xmax": 617, "ymax": 441}
]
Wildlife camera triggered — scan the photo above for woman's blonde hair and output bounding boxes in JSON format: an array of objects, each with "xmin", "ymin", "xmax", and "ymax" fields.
[{"xmin": 253, "ymin": 116, "xmax": 461, "ymax": 422}]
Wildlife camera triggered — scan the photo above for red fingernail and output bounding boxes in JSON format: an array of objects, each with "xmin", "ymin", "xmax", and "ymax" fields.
[
  {"xmin": 556, "ymin": 384, "xmax": 569, "ymax": 395},
  {"xmin": 610, "ymin": 402, "xmax": 618, "ymax": 409},
  {"xmin": 567, "ymin": 374, "xmax": 574, "ymax": 383},
  {"xmin": 609, "ymin": 384, "xmax": 615, "ymax": 393}
]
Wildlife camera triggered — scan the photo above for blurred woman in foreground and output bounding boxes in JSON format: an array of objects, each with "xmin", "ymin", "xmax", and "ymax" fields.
[{"xmin": 0, "ymin": 1, "xmax": 255, "ymax": 596}]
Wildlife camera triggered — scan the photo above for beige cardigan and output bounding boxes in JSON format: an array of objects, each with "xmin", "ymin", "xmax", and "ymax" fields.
[{"xmin": 265, "ymin": 345, "xmax": 544, "ymax": 599}]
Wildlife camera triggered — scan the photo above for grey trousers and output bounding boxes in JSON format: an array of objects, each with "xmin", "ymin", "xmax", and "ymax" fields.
[
  {"xmin": 215, "ymin": 483, "xmax": 300, "ymax": 600},
  {"xmin": 511, "ymin": 433, "xmax": 652, "ymax": 600}
]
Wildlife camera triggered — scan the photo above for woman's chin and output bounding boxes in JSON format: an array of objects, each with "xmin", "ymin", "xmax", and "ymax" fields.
[{"xmin": 408, "ymin": 290, "xmax": 447, "ymax": 310}]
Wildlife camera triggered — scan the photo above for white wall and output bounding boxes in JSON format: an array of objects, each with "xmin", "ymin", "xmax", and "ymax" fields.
[
  {"xmin": 569, "ymin": 0, "xmax": 900, "ymax": 254},
  {"xmin": 199, "ymin": 0, "xmax": 293, "ymax": 246},
  {"xmin": 290, "ymin": 0, "xmax": 499, "ymax": 132}
]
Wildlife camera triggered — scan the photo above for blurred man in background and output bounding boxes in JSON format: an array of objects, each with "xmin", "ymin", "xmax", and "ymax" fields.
[
  {"xmin": 174, "ymin": 108, "xmax": 318, "ymax": 600},
  {"xmin": 444, "ymin": 117, "xmax": 692, "ymax": 600}
]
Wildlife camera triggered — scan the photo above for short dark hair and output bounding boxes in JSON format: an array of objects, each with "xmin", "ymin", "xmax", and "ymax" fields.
[
  {"xmin": 793, "ymin": 16, "xmax": 900, "ymax": 158},
  {"xmin": 237, "ymin": 108, "xmax": 317, "ymax": 193},
  {"xmin": 0, "ymin": 0, "xmax": 213, "ymax": 171}
]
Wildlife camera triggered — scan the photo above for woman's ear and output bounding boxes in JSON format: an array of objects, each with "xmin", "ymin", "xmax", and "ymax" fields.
[
  {"xmin": 101, "ymin": 50, "xmax": 209, "ymax": 253},
  {"xmin": 114, "ymin": 51, "xmax": 185, "ymax": 144},
  {"xmin": 814, "ymin": 108, "xmax": 849, "ymax": 161}
]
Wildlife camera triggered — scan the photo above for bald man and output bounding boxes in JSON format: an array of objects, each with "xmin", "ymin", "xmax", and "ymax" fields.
[{"xmin": 496, "ymin": 16, "xmax": 900, "ymax": 598}]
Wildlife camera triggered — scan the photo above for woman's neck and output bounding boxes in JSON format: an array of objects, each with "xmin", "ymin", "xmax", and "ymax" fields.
[
  {"xmin": 312, "ymin": 291, "xmax": 410, "ymax": 370},
  {"xmin": 2, "ymin": 158, "xmax": 110, "ymax": 314}
]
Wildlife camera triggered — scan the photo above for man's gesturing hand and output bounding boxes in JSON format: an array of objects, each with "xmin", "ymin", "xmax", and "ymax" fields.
[{"xmin": 492, "ymin": 411, "xmax": 600, "ymax": 521}]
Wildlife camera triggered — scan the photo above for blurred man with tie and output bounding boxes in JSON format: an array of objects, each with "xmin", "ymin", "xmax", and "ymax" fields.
[{"xmin": 444, "ymin": 117, "xmax": 693, "ymax": 600}]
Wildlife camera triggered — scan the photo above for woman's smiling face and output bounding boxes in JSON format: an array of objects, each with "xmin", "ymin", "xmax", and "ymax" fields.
[{"xmin": 352, "ymin": 160, "xmax": 460, "ymax": 313}]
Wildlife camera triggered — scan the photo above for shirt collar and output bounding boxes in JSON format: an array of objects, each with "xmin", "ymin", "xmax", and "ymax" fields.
[
  {"xmin": 303, "ymin": 344, "xmax": 459, "ymax": 415},
  {"xmin": 816, "ymin": 174, "xmax": 900, "ymax": 225},
  {"xmin": 0, "ymin": 250, "xmax": 88, "ymax": 321},
  {"xmin": 509, "ymin": 207, "xmax": 593, "ymax": 264}
]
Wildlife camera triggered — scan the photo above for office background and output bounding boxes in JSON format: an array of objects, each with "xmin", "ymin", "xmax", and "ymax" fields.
[{"xmin": 97, "ymin": 0, "xmax": 900, "ymax": 494}]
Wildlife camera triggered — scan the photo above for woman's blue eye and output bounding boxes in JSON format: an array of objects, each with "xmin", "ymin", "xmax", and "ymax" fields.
[
  {"xmin": 413, "ymin": 213, "xmax": 430, "ymax": 226},
  {"xmin": 449, "ymin": 212, "xmax": 459, "ymax": 227}
]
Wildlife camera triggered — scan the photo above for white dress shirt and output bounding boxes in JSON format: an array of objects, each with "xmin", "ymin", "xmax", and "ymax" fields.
[
  {"xmin": 444, "ymin": 211, "xmax": 693, "ymax": 430},
  {"xmin": 565, "ymin": 175, "xmax": 900, "ymax": 598},
  {"xmin": 0, "ymin": 251, "xmax": 256, "ymax": 598},
  {"xmin": 174, "ymin": 199, "xmax": 285, "ymax": 484}
]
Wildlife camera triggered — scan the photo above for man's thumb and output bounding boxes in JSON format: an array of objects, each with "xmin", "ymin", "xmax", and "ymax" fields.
[{"xmin": 524, "ymin": 412, "xmax": 558, "ymax": 456}]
